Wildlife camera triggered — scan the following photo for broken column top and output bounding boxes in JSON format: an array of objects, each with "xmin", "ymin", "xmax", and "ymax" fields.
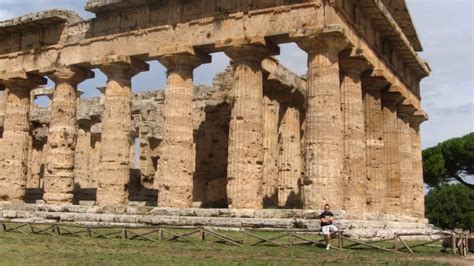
[
  {"xmin": 85, "ymin": 0, "xmax": 151, "ymax": 13},
  {"xmin": 0, "ymin": 9, "xmax": 82, "ymax": 36}
]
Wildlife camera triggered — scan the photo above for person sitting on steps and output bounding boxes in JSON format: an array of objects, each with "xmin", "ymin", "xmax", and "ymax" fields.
[{"xmin": 319, "ymin": 203, "xmax": 338, "ymax": 250}]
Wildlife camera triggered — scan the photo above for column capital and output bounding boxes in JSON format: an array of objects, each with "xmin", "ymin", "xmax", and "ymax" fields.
[
  {"xmin": 150, "ymin": 46, "xmax": 211, "ymax": 71},
  {"xmin": 295, "ymin": 30, "xmax": 351, "ymax": 55},
  {"xmin": 0, "ymin": 72, "xmax": 46, "ymax": 90},
  {"xmin": 93, "ymin": 55, "xmax": 149, "ymax": 80},
  {"xmin": 224, "ymin": 44, "xmax": 279, "ymax": 64},
  {"xmin": 48, "ymin": 66, "xmax": 94, "ymax": 85},
  {"xmin": 409, "ymin": 110, "xmax": 428, "ymax": 128},
  {"xmin": 339, "ymin": 57, "xmax": 371, "ymax": 76},
  {"xmin": 398, "ymin": 99, "xmax": 417, "ymax": 116},
  {"xmin": 362, "ymin": 77, "xmax": 390, "ymax": 92},
  {"xmin": 158, "ymin": 52, "xmax": 211, "ymax": 72},
  {"xmin": 381, "ymin": 85, "xmax": 404, "ymax": 107}
]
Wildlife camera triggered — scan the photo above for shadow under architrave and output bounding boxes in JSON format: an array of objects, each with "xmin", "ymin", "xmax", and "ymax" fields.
[
  {"xmin": 193, "ymin": 102, "xmax": 230, "ymax": 208},
  {"xmin": 73, "ymin": 183, "xmax": 97, "ymax": 205},
  {"xmin": 24, "ymin": 188, "xmax": 44, "ymax": 204},
  {"xmin": 128, "ymin": 169, "xmax": 158, "ymax": 206}
]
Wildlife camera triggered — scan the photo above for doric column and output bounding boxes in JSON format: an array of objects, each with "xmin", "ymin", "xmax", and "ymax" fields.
[
  {"xmin": 398, "ymin": 101, "xmax": 416, "ymax": 216},
  {"xmin": 0, "ymin": 87, "xmax": 6, "ymax": 125},
  {"xmin": 278, "ymin": 106, "xmax": 303, "ymax": 208},
  {"xmin": 339, "ymin": 56, "xmax": 370, "ymax": 213},
  {"xmin": 154, "ymin": 52, "xmax": 210, "ymax": 208},
  {"xmin": 224, "ymin": 44, "xmax": 277, "ymax": 209},
  {"xmin": 0, "ymin": 74, "xmax": 46, "ymax": 202},
  {"xmin": 297, "ymin": 34, "xmax": 349, "ymax": 209},
  {"xmin": 410, "ymin": 111, "xmax": 427, "ymax": 218},
  {"xmin": 262, "ymin": 95, "xmax": 280, "ymax": 207},
  {"xmin": 362, "ymin": 77, "xmax": 389, "ymax": 213},
  {"xmin": 381, "ymin": 90, "xmax": 403, "ymax": 214},
  {"xmin": 74, "ymin": 122, "xmax": 93, "ymax": 189},
  {"xmin": 95, "ymin": 56, "xmax": 149, "ymax": 206},
  {"xmin": 43, "ymin": 67, "xmax": 93, "ymax": 205}
]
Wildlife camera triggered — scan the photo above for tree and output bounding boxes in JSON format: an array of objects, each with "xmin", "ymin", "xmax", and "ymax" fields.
[
  {"xmin": 422, "ymin": 132, "xmax": 474, "ymax": 189},
  {"xmin": 425, "ymin": 184, "xmax": 474, "ymax": 230}
]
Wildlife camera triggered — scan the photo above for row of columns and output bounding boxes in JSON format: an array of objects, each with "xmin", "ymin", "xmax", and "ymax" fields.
[{"xmin": 0, "ymin": 35, "xmax": 425, "ymax": 218}]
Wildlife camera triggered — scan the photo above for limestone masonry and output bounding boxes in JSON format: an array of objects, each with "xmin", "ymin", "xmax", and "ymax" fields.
[{"xmin": 0, "ymin": 0, "xmax": 430, "ymax": 227}]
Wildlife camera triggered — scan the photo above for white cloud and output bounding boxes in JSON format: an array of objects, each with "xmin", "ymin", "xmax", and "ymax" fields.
[{"xmin": 0, "ymin": 9, "xmax": 15, "ymax": 20}]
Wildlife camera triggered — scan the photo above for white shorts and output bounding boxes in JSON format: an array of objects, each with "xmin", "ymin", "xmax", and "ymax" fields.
[{"xmin": 321, "ymin": 225, "xmax": 338, "ymax": 236}]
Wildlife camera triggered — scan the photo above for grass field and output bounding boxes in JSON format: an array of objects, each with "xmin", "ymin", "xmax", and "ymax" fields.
[{"xmin": 1, "ymin": 227, "xmax": 470, "ymax": 266}]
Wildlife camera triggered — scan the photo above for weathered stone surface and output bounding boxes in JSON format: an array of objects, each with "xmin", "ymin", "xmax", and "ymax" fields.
[
  {"xmin": 43, "ymin": 67, "xmax": 93, "ymax": 204},
  {"xmin": 0, "ymin": 1, "xmax": 431, "ymax": 227},
  {"xmin": 297, "ymin": 34, "xmax": 349, "ymax": 210},
  {"xmin": 154, "ymin": 53, "xmax": 210, "ymax": 208},
  {"xmin": 410, "ymin": 111, "xmax": 428, "ymax": 218},
  {"xmin": 224, "ymin": 44, "xmax": 276, "ymax": 209},
  {"xmin": 262, "ymin": 95, "xmax": 279, "ymax": 207},
  {"xmin": 0, "ymin": 203, "xmax": 439, "ymax": 240},
  {"xmin": 363, "ymin": 78, "xmax": 389, "ymax": 213},
  {"xmin": 277, "ymin": 106, "xmax": 303, "ymax": 208},
  {"xmin": 410, "ymin": 123, "xmax": 424, "ymax": 218},
  {"xmin": 0, "ymin": 75, "xmax": 46, "ymax": 201},
  {"xmin": 95, "ymin": 56, "xmax": 149, "ymax": 206},
  {"xmin": 0, "ymin": 9, "xmax": 81, "ymax": 34},
  {"xmin": 382, "ymin": 91, "xmax": 403, "ymax": 214},
  {"xmin": 340, "ymin": 57, "xmax": 370, "ymax": 213},
  {"xmin": 398, "ymin": 106, "xmax": 415, "ymax": 214},
  {"xmin": 0, "ymin": 90, "xmax": 5, "ymax": 128}
]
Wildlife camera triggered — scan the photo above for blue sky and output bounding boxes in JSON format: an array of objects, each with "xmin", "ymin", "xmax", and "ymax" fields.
[{"xmin": 0, "ymin": 0, "xmax": 473, "ymax": 149}]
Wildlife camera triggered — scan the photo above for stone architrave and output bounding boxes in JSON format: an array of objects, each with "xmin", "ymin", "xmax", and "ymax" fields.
[
  {"xmin": 278, "ymin": 106, "xmax": 303, "ymax": 208},
  {"xmin": 398, "ymin": 101, "xmax": 416, "ymax": 215},
  {"xmin": 95, "ymin": 56, "xmax": 149, "ymax": 206},
  {"xmin": 43, "ymin": 67, "xmax": 93, "ymax": 205},
  {"xmin": 410, "ymin": 112, "xmax": 427, "ymax": 218},
  {"xmin": 224, "ymin": 44, "xmax": 277, "ymax": 209},
  {"xmin": 262, "ymin": 95, "xmax": 280, "ymax": 207},
  {"xmin": 381, "ymin": 90, "xmax": 403, "ymax": 214},
  {"xmin": 155, "ymin": 52, "xmax": 210, "ymax": 208},
  {"xmin": 362, "ymin": 77, "xmax": 389, "ymax": 213},
  {"xmin": 340, "ymin": 56, "xmax": 370, "ymax": 213},
  {"xmin": 0, "ymin": 74, "xmax": 46, "ymax": 202},
  {"xmin": 297, "ymin": 34, "xmax": 350, "ymax": 210}
]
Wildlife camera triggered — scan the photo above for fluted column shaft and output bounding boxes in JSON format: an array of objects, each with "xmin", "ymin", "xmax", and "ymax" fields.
[
  {"xmin": 155, "ymin": 53, "xmax": 209, "ymax": 208},
  {"xmin": 398, "ymin": 111, "xmax": 414, "ymax": 215},
  {"xmin": 340, "ymin": 58, "xmax": 369, "ymax": 213},
  {"xmin": 0, "ymin": 75, "xmax": 45, "ymax": 201},
  {"xmin": 278, "ymin": 106, "xmax": 303, "ymax": 208},
  {"xmin": 381, "ymin": 94, "xmax": 402, "ymax": 214},
  {"xmin": 297, "ymin": 36, "xmax": 348, "ymax": 209},
  {"xmin": 410, "ymin": 120, "xmax": 424, "ymax": 218},
  {"xmin": 363, "ymin": 79, "xmax": 388, "ymax": 213},
  {"xmin": 43, "ymin": 67, "xmax": 92, "ymax": 204},
  {"xmin": 262, "ymin": 95, "xmax": 280, "ymax": 207},
  {"xmin": 96, "ymin": 57, "xmax": 148, "ymax": 206},
  {"xmin": 225, "ymin": 45, "xmax": 274, "ymax": 209},
  {"xmin": 74, "ymin": 124, "xmax": 93, "ymax": 188}
]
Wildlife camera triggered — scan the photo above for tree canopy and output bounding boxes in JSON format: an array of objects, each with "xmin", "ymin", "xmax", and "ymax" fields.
[
  {"xmin": 425, "ymin": 184, "xmax": 474, "ymax": 230},
  {"xmin": 422, "ymin": 132, "xmax": 474, "ymax": 189}
]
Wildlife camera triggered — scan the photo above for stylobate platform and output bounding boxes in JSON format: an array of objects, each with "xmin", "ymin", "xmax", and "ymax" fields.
[{"xmin": 0, "ymin": 203, "xmax": 439, "ymax": 240}]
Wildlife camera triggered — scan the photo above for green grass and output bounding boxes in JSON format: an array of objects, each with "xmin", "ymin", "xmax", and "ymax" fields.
[{"xmin": 0, "ymin": 228, "xmax": 457, "ymax": 266}]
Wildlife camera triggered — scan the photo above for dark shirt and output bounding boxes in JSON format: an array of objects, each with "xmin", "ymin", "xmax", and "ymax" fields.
[{"xmin": 319, "ymin": 211, "xmax": 334, "ymax": 226}]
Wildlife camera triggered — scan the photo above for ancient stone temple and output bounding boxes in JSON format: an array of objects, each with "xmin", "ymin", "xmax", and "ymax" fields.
[{"xmin": 0, "ymin": 0, "xmax": 431, "ymax": 235}]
